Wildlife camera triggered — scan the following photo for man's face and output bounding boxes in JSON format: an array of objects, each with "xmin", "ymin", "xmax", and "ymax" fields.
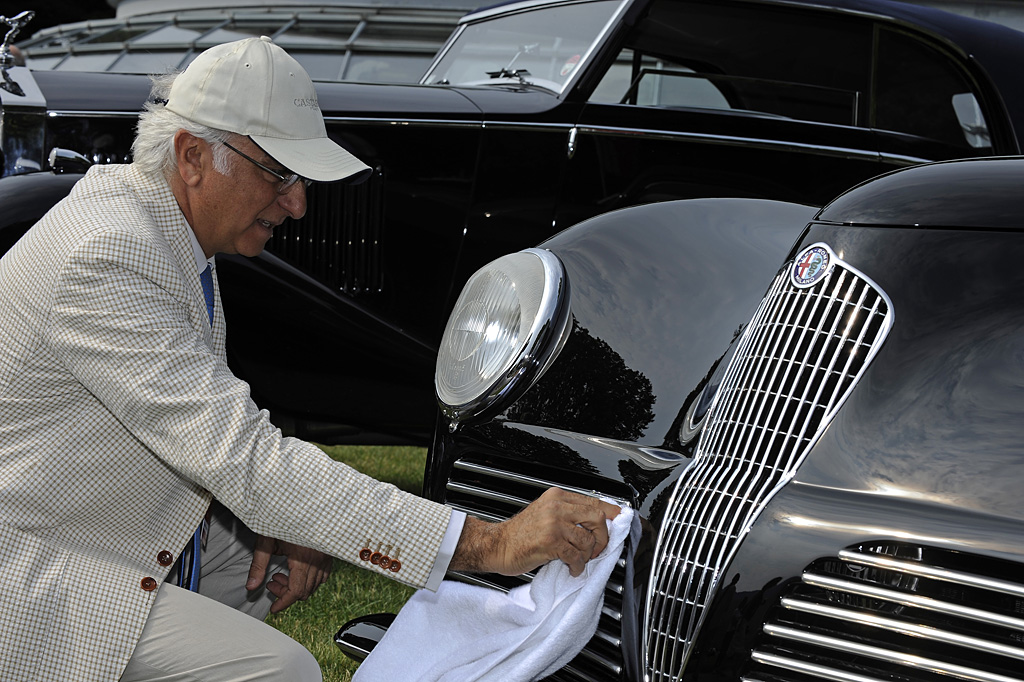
[{"xmin": 194, "ymin": 137, "xmax": 308, "ymax": 258}]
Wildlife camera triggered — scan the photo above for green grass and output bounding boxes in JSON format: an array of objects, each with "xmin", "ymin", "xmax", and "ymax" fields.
[{"xmin": 265, "ymin": 444, "xmax": 426, "ymax": 682}]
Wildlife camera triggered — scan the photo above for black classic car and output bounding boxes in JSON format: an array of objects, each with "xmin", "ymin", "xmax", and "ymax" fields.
[
  {"xmin": 3, "ymin": 0, "xmax": 1024, "ymax": 442},
  {"xmin": 340, "ymin": 155, "xmax": 1024, "ymax": 681}
]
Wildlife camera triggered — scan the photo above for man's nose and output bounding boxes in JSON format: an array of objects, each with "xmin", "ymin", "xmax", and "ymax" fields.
[{"xmin": 278, "ymin": 181, "xmax": 308, "ymax": 219}]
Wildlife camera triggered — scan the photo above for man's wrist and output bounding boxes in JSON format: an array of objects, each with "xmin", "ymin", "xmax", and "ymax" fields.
[{"xmin": 450, "ymin": 515, "xmax": 501, "ymax": 573}]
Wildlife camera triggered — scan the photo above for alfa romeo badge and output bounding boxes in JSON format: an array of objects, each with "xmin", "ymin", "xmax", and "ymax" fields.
[{"xmin": 792, "ymin": 244, "xmax": 833, "ymax": 288}]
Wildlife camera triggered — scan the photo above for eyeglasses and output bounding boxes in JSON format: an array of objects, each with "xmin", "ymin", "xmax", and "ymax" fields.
[{"xmin": 222, "ymin": 141, "xmax": 313, "ymax": 194}]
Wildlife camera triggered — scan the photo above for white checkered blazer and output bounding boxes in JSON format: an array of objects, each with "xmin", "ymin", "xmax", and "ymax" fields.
[{"xmin": 0, "ymin": 164, "xmax": 451, "ymax": 681}]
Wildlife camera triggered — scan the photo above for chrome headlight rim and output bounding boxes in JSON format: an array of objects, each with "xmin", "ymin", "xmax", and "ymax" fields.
[{"xmin": 435, "ymin": 247, "xmax": 572, "ymax": 429}]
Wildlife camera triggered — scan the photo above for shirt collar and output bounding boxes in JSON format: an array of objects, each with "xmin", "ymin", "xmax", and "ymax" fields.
[{"xmin": 184, "ymin": 221, "xmax": 214, "ymax": 275}]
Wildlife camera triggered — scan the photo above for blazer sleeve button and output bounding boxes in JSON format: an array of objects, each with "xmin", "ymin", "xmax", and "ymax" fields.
[
  {"xmin": 141, "ymin": 577, "xmax": 158, "ymax": 591},
  {"xmin": 157, "ymin": 550, "xmax": 174, "ymax": 566}
]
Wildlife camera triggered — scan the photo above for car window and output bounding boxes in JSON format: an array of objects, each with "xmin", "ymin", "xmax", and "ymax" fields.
[
  {"xmin": 589, "ymin": 0, "xmax": 871, "ymax": 126},
  {"xmin": 874, "ymin": 27, "xmax": 991, "ymax": 151},
  {"xmin": 590, "ymin": 52, "xmax": 731, "ymax": 109},
  {"xmin": 423, "ymin": 0, "xmax": 626, "ymax": 94}
]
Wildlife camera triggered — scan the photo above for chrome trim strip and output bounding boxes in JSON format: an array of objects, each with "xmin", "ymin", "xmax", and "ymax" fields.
[
  {"xmin": 452, "ymin": 460, "xmax": 558, "ymax": 488},
  {"xmin": 447, "ymin": 502, "xmax": 503, "ymax": 523},
  {"xmin": 585, "ymin": 125, "xmax": 926, "ymax": 165},
  {"xmin": 750, "ymin": 651, "xmax": 888, "ymax": 682},
  {"xmin": 444, "ymin": 481, "xmax": 530, "ymax": 508},
  {"xmin": 838, "ymin": 549, "xmax": 1024, "ymax": 598},
  {"xmin": 565, "ymin": 649, "xmax": 624, "ymax": 677},
  {"xmin": 451, "ymin": 460, "xmax": 616, "ymax": 500},
  {"xmin": 323, "ymin": 116, "xmax": 482, "ymax": 128},
  {"xmin": 781, "ymin": 597, "xmax": 1024, "ymax": 661},
  {"xmin": 592, "ymin": 629, "xmax": 622, "ymax": 648},
  {"xmin": 326, "ymin": 115, "xmax": 926, "ymax": 165},
  {"xmin": 602, "ymin": 604, "xmax": 622, "ymax": 620},
  {"xmin": 574, "ymin": 124, "xmax": 902, "ymax": 162},
  {"xmin": 334, "ymin": 636, "xmax": 373, "ymax": 661},
  {"xmin": 46, "ymin": 110, "xmax": 139, "ymax": 118},
  {"xmin": 763, "ymin": 624, "xmax": 1021, "ymax": 682},
  {"xmin": 802, "ymin": 572, "xmax": 1024, "ymax": 631},
  {"xmin": 450, "ymin": 572, "xmax": 508, "ymax": 591}
]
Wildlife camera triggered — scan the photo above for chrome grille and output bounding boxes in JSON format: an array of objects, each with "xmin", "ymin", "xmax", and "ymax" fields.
[
  {"xmin": 267, "ymin": 169, "xmax": 385, "ymax": 295},
  {"xmin": 443, "ymin": 458, "xmax": 630, "ymax": 681},
  {"xmin": 750, "ymin": 543, "xmax": 1024, "ymax": 682},
  {"xmin": 645, "ymin": 243, "xmax": 893, "ymax": 681}
]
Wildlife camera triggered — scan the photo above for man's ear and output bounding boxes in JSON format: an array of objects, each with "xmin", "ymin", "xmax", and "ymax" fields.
[{"xmin": 173, "ymin": 129, "xmax": 207, "ymax": 188}]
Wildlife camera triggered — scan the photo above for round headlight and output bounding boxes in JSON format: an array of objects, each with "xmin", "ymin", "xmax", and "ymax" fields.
[{"xmin": 435, "ymin": 248, "xmax": 571, "ymax": 428}]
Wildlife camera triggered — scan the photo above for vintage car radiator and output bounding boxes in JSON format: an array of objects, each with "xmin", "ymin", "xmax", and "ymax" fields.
[
  {"xmin": 268, "ymin": 170, "xmax": 385, "ymax": 295},
  {"xmin": 644, "ymin": 244, "xmax": 893, "ymax": 681}
]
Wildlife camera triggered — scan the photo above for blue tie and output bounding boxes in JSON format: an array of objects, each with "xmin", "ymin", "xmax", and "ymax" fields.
[
  {"xmin": 176, "ymin": 264, "xmax": 214, "ymax": 592},
  {"xmin": 200, "ymin": 263, "xmax": 215, "ymax": 325}
]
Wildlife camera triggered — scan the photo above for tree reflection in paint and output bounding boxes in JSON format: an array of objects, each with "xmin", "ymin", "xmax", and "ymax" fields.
[{"xmin": 507, "ymin": 318, "xmax": 656, "ymax": 442}]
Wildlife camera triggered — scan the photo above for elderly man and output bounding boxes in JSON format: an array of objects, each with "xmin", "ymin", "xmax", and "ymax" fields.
[{"xmin": 0, "ymin": 37, "xmax": 618, "ymax": 682}]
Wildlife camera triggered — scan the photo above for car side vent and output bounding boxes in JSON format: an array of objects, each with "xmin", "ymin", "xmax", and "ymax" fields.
[
  {"xmin": 267, "ymin": 169, "xmax": 385, "ymax": 295},
  {"xmin": 442, "ymin": 457, "xmax": 630, "ymax": 682},
  {"xmin": 749, "ymin": 542, "xmax": 1024, "ymax": 682},
  {"xmin": 645, "ymin": 243, "xmax": 894, "ymax": 681}
]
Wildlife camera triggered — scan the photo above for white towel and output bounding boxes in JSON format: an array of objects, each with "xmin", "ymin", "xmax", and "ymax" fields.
[{"xmin": 353, "ymin": 503, "xmax": 635, "ymax": 682}]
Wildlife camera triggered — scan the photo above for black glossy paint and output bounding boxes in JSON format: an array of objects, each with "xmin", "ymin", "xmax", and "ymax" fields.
[
  {"xmin": 687, "ymin": 210, "xmax": 1024, "ymax": 680},
  {"xmin": 0, "ymin": 172, "xmax": 82, "ymax": 254},
  {"xmin": 817, "ymin": 155, "xmax": 1024, "ymax": 229},
  {"xmin": 8, "ymin": 0, "xmax": 1024, "ymax": 442},
  {"xmin": 429, "ymin": 198, "xmax": 817, "ymax": 676},
  {"xmin": 428, "ymin": 157, "xmax": 1024, "ymax": 679}
]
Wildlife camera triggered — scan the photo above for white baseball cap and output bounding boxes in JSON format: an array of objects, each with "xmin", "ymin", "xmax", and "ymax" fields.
[{"xmin": 166, "ymin": 36, "xmax": 370, "ymax": 183}]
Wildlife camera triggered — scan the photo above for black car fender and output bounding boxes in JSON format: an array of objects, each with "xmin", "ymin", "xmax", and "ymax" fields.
[
  {"xmin": 429, "ymin": 197, "xmax": 819, "ymax": 514},
  {"xmin": 0, "ymin": 171, "xmax": 81, "ymax": 254}
]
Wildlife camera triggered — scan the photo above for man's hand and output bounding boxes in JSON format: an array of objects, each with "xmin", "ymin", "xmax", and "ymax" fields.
[
  {"xmin": 246, "ymin": 536, "xmax": 333, "ymax": 614},
  {"xmin": 450, "ymin": 487, "xmax": 621, "ymax": 577}
]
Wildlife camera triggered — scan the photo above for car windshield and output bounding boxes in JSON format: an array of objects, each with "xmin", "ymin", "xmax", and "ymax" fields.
[{"xmin": 422, "ymin": 0, "xmax": 626, "ymax": 94}]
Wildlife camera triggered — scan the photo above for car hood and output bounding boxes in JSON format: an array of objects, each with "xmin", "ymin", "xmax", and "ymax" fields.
[
  {"xmin": 316, "ymin": 80, "xmax": 563, "ymax": 118},
  {"xmin": 817, "ymin": 156, "xmax": 1024, "ymax": 230},
  {"xmin": 29, "ymin": 68, "xmax": 562, "ymax": 121}
]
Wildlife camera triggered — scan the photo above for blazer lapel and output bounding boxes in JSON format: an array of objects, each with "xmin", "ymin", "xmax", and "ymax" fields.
[{"xmin": 127, "ymin": 165, "xmax": 217, "ymax": 347}]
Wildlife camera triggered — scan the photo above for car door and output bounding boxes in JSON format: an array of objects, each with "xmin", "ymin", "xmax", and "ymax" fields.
[{"xmin": 557, "ymin": 0, "xmax": 887, "ymax": 229}]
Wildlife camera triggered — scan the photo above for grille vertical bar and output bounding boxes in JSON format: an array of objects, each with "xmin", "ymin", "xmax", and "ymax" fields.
[
  {"xmin": 644, "ymin": 243, "xmax": 893, "ymax": 681},
  {"xmin": 267, "ymin": 170, "xmax": 385, "ymax": 295}
]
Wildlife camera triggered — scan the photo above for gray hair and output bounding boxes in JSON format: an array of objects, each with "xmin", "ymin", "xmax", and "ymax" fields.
[{"xmin": 132, "ymin": 72, "xmax": 235, "ymax": 179}]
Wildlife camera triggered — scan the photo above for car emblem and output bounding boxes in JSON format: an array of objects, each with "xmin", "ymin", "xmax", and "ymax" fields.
[{"xmin": 791, "ymin": 244, "xmax": 833, "ymax": 288}]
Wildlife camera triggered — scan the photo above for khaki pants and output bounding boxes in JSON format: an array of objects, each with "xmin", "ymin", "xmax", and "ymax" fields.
[{"xmin": 120, "ymin": 504, "xmax": 322, "ymax": 681}]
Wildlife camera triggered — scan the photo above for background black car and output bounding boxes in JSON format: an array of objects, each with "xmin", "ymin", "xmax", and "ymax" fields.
[
  {"xmin": 399, "ymin": 155, "xmax": 1024, "ymax": 681},
  {"xmin": 3, "ymin": 0, "xmax": 1024, "ymax": 443}
]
